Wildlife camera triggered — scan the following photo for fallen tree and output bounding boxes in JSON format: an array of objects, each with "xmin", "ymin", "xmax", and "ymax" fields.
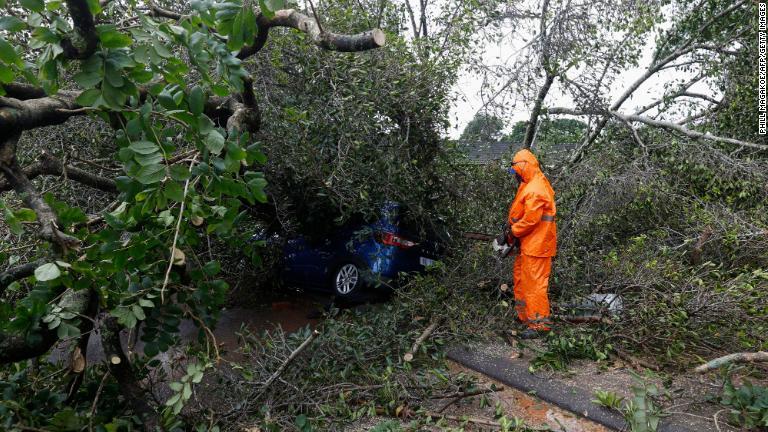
[{"xmin": 0, "ymin": 0, "xmax": 385, "ymax": 427}]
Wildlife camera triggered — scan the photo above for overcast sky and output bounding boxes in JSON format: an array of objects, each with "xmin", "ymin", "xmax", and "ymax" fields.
[{"xmin": 446, "ymin": 14, "xmax": 714, "ymax": 139}]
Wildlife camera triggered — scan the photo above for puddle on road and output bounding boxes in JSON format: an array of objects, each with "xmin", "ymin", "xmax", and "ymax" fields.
[
  {"xmin": 49, "ymin": 291, "xmax": 329, "ymax": 366},
  {"xmin": 179, "ymin": 295, "xmax": 322, "ymax": 354}
]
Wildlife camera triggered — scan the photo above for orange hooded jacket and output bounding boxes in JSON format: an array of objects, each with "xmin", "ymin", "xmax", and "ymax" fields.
[{"xmin": 507, "ymin": 149, "xmax": 557, "ymax": 257}]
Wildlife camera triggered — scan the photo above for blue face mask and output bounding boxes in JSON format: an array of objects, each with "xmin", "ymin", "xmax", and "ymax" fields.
[{"xmin": 507, "ymin": 168, "xmax": 523, "ymax": 183}]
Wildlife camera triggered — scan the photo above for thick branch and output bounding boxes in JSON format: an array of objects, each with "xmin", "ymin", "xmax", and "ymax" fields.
[
  {"xmin": 0, "ymin": 87, "xmax": 255, "ymax": 134},
  {"xmin": 0, "ymin": 135, "xmax": 80, "ymax": 250},
  {"xmin": 237, "ymin": 9, "xmax": 385, "ymax": 59},
  {"xmin": 1, "ymin": 83, "xmax": 48, "ymax": 100},
  {"xmin": 0, "ymin": 259, "xmax": 45, "ymax": 294},
  {"xmin": 403, "ymin": 320, "xmax": 439, "ymax": 362},
  {"xmin": 0, "ymin": 92, "xmax": 82, "ymax": 135},
  {"xmin": 0, "ymin": 288, "xmax": 90, "ymax": 364},
  {"xmin": 524, "ymin": 73, "xmax": 555, "ymax": 150},
  {"xmin": 102, "ymin": 316, "xmax": 160, "ymax": 428},
  {"xmin": 0, "ymin": 152, "xmax": 117, "ymax": 193},
  {"xmin": 225, "ymin": 76, "xmax": 260, "ymax": 135},
  {"xmin": 694, "ymin": 351, "xmax": 768, "ymax": 373},
  {"xmin": 61, "ymin": 0, "xmax": 99, "ymax": 59}
]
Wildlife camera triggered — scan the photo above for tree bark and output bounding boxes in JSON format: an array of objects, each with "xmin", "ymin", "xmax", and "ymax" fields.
[
  {"xmin": 0, "ymin": 152, "xmax": 117, "ymax": 193},
  {"xmin": 0, "ymin": 134, "xmax": 80, "ymax": 250},
  {"xmin": 694, "ymin": 351, "xmax": 768, "ymax": 373},
  {"xmin": 102, "ymin": 316, "xmax": 160, "ymax": 428},
  {"xmin": 61, "ymin": 0, "xmax": 98, "ymax": 59},
  {"xmin": 0, "ymin": 288, "xmax": 91, "ymax": 364},
  {"xmin": 0, "ymin": 259, "xmax": 45, "ymax": 294},
  {"xmin": 237, "ymin": 9, "xmax": 385, "ymax": 59}
]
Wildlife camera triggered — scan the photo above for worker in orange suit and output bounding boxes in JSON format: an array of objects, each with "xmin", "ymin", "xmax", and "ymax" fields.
[{"xmin": 507, "ymin": 149, "xmax": 557, "ymax": 339}]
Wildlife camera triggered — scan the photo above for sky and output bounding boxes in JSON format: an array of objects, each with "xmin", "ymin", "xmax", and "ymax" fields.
[{"xmin": 445, "ymin": 9, "xmax": 714, "ymax": 139}]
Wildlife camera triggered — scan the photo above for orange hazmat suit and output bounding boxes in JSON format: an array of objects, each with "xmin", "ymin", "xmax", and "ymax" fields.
[{"xmin": 507, "ymin": 149, "xmax": 557, "ymax": 330}]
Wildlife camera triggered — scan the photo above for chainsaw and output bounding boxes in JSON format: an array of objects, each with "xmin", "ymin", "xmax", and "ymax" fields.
[{"xmin": 463, "ymin": 224, "xmax": 518, "ymax": 258}]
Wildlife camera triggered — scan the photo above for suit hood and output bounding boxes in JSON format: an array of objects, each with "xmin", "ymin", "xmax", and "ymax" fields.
[{"xmin": 512, "ymin": 149, "xmax": 541, "ymax": 183}]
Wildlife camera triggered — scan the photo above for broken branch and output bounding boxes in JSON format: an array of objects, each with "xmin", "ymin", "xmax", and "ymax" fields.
[
  {"xmin": 694, "ymin": 351, "xmax": 768, "ymax": 373},
  {"xmin": 403, "ymin": 320, "xmax": 439, "ymax": 362},
  {"xmin": 261, "ymin": 329, "xmax": 320, "ymax": 392},
  {"xmin": 237, "ymin": 9, "xmax": 385, "ymax": 58}
]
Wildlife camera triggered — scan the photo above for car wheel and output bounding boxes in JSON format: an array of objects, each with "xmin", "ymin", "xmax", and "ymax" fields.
[{"xmin": 333, "ymin": 263, "xmax": 361, "ymax": 296}]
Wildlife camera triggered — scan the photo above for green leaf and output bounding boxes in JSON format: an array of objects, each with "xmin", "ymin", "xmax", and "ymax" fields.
[
  {"xmin": 73, "ymin": 70, "xmax": 102, "ymax": 87},
  {"xmin": 0, "ymin": 38, "xmax": 19, "ymax": 64},
  {"xmin": 165, "ymin": 392, "xmax": 181, "ymax": 407},
  {"xmin": 112, "ymin": 307, "xmax": 137, "ymax": 328},
  {"xmin": 135, "ymin": 164, "xmax": 166, "ymax": 184},
  {"xmin": 129, "ymin": 140, "xmax": 159, "ymax": 155},
  {"xmin": 99, "ymin": 28, "xmax": 132, "ymax": 48},
  {"xmin": 104, "ymin": 62, "xmax": 123, "ymax": 87},
  {"xmin": 169, "ymin": 382, "xmax": 183, "ymax": 392},
  {"xmin": 259, "ymin": 0, "xmax": 285, "ymax": 18},
  {"xmin": 202, "ymin": 261, "xmax": 221, "ymax": 276},
  {"xmin": 205, "ymin": 130, "xmax": 225, "ymax": 154},
  {"xmin": 35, "ymin": 263, "xmax": 61, "ymax": 281},
  {"xmin": 86, "ymin": 0, "xmax": 102, "ymax": 14},
  {"xmin": 0, "ymin": 63, "xmax": 13, "ymax": 83},
  {"xmin": 14, "ymin": 208, "xmax": 36, "ymax": 222},
  {"xmin": 75, "ymin": 89, "xmax": 100, "ymax": 106},
  {"xmin": 188, "ymin": 86, "xmax": 204, "ymax": 115},
  {"xmin": 134, "ymin": 151, "xmax": 163, "ymax": 166},
  {"xmin": 57, "ymin": 322, "xmax": 80, "ymax": 339},
  {"xmin": 164, "ymin": 181, "xmax": 185, "ymax": 202},
  {"xmin": 131, "ymin": 304, "xmax": 146, "ymax": 321},
  {"xmin": 169, "ymin": 164, "xmax": 191, "ymax": 181},
  {"xmin": 152, "ymin": 41, "xmax": 172, "ymax": 58},
  {"xmin": 0, "ymin": 17, "xmax": 27, "ymax": 32},
  {"xmin": 19, "ymin": 0, "xmax": 44, "ymax": 12}
]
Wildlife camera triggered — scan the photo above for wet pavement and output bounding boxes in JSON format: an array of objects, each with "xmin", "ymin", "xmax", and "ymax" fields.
[{"xmin": 50, "ymin": 290, "xmax": 328, "ymax": 366}]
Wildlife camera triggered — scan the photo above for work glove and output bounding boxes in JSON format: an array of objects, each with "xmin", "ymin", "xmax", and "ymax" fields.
[{"xmin": 492, "ymin": 234, "xmax": 515, "ymax": 258}]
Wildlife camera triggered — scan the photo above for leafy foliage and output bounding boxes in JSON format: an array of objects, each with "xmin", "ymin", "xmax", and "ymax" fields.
[
  {"xmin": 530, "ymin": 327, "xmax": 612, "ymax": 371},
  {"xmin": 720, "ymin": 375, "xmax": 768, "ymax": 429}
]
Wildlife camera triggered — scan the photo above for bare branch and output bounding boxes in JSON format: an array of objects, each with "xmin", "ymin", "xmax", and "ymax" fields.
[
  {"xmin": 548, "ymin": 107, "xmax": 767, "ymax": 151},
  {"xmin": 0, "ymin": 288, "xmax": 90, "ymax": 363},
  {"xmin": 0, "ymin": 135, "xmax": 80, "ymax": 250},
  {"xmin": 0, "ymin": 152, "xmax": 117, "ymax": 193},
  {"xmin": 695, "ymin": 351, "xmax": 768, "ymax": 373},
  {"xmin": 237, "ymin": 9, "xmax": 385, "ymax": 59},
  {"xmin": 0, "ymin": 259, "xmax": 45, "ymax": 294}
]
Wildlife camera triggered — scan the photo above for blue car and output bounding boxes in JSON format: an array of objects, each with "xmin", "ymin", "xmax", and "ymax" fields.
[{"xmin": 277, "ymin": 203, "xmax": 446, "ymax": 298}]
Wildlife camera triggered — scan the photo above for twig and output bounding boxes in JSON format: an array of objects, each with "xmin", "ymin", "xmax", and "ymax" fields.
[
  {"xmin": 694, "ymin": 351, "xmax": 768, "ymax": 373},
  {"xmin": 613, "ymin": 348, "xmax": 661, "ymax": 371},
  {"xmin": 424, "ymin": 412, "xmax": 501, "ymax": 427},
  {"xmin": 713, "ymin": 409, "xmax": 725, "ymax": 432},
  {"xmin": 261, "ymin": 329, "xmax": 320, "ymax": 392},
  {"xmin": 307, "ymin": 0, "xmax": 323, "ymax": 33},
  {"xmin": 430, "ymin": 386, "xmax": 504, "ymax": 399},
  {"xmin": 160, "ymin": 156, "xmax": 197, "ymax": 304},
  {"xmin": 403, "ymin": 320, "xmax": 439, "ymax": 362},
  {"xmin": 88, "ymin": 370, "xmax": 111, "ymax": 432},
  {"xmin": 186, "ymin": 308, "xmax": 221, "ymax": 362},
  {"xmin": 436, "ymin": 387, "xmax": 503, "ymax": 413}
]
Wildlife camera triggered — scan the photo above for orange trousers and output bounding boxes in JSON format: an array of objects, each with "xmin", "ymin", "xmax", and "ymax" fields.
[{"xmin": 512, "ymin": 254, "xmax": 552, "ymax": 330}]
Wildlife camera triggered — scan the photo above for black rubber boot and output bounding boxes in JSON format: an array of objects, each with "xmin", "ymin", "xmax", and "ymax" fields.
[{"xmin": 519, "ymin": 328, "xmax": 547, "ymax": 340}]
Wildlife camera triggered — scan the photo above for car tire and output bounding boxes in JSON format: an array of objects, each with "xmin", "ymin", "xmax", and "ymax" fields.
[{"xmin": 332, "ymin": 263, "xmax": 362, "ymax": 297}]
